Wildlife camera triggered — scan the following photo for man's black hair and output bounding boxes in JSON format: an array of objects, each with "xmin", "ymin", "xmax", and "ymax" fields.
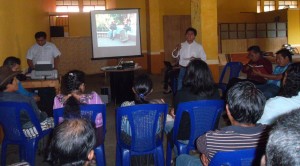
[
  {"xmin": 35, "ymin": 31, "xmax": 47, "ymax": 39},
  {"xmin": 247, "ymin": 45, "xmax": 262, "ymax": 54},
  {"xmin": 226, "ymin": 81, "xmax": 266, "ymax": 124},
  {"xmin": 50, "ymin": 119, "xmax": 96, "ymax": 166},
  {"xmin": 3, "ymin": 56, "xmax": 21, "ymax": 69},
  {"xmin": 185, "ymin": 27, "xmax": 197, "ymax": 36},
  {"xmin": 276, "ymin": 48, "xmax": 293, "ymax": 62}
]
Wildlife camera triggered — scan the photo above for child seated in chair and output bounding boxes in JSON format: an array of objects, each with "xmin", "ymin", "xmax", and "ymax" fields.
[
  {"xmin": 120, "ymin": 74, "xmax": 164, "ymax": 165},
  {"xmin": 53, "ymin": 70, "xmax": 103, "ymax": 109},
  {"xmin": 53, "ymin": 70, "xmax": 104, "ymax": 146},
  {"xmin": 0, "ymin": 66, "xmax": 53, "ymax": 139}
]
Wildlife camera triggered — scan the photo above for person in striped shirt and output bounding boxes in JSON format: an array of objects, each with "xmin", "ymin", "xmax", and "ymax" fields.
[{"xmin": 176, "ymin": 81, "xmax": 270, "ymax": 166}]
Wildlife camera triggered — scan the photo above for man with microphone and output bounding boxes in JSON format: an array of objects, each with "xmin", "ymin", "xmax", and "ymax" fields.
[{"xmin": 172, "ymin": 27, "xmax": 206, "ymax": 90}]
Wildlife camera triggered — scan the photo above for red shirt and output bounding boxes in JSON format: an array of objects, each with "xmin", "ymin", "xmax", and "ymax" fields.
[{"xmin": 242, "ymin": 57, "xmax": 273, "ymax": 84}]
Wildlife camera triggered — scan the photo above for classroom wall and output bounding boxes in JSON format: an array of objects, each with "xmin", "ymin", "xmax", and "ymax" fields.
[
  {"xmin": 0, "ymin": 0, "xmax": 49, "ymax": 70},
  {"xmin": 217, "ymin": 0, "xmax": 257, "ymax": 23},
  {"xmin": 255, "ymin": 9, "xmax": 287, "ymax": 23},
  {"xmin": 287, "ymin": 9, "xmax": 300, "ymax": 46}
]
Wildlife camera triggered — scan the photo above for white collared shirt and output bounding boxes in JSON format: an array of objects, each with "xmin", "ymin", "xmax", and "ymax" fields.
[
  {"xmin": 172, "ymin": 41, "xmax": 206, "ymax": 67},
  {"xmin": 26, "ymin": 42, "xmax": 61, "ymax": 67}
]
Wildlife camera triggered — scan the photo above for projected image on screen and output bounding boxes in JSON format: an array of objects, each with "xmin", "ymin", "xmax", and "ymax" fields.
[
  {"xmin": 96, "ymin": 13, "xmax": 137, "ymax": 47},
  {"xmin": 91, "ymin": 9, "xmax": 142, "ymax": 59}
]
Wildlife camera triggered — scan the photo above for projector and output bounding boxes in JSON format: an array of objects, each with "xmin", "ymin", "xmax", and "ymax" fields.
[
  {"xmin": 31, "ymin": 70, "xmax": 58, "ymax": 80},
  {"xmin": 121, "ymin": 61, "xmax": 135, "ymax": 69}
]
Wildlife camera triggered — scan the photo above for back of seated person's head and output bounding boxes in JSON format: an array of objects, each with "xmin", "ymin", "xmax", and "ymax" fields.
[
  {"xmin": 183, "ymin": 59, "xmax": 215, "ymax": 96},
  {"xmin": 63, "ymin": 70, "xmax": 85, "ymax": 94},
  {"xmin": 280, "ymin": 62, "xmax": 300, "ymax": 98},
  {"xmin": 133, "ymin": 74, "xmax": 153, "ymax": 104},
  {"xmin": 50, "ymin": 119, "xmax": 96, "ymax": 166},
  {"xmin": 3, "ymin": 56, "xmax": 21, "ymax": 71},
  {"xmin": 266, "ymin": 109, "xmax": 300, "ymax": 166},
  {"xmin": 226, "ymin": 81, "xmax": 266, "ymax": 124}
]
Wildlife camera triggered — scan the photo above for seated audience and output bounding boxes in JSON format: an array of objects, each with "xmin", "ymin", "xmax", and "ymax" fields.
[
  {"xmin": 163, "ymin": 61, "xmax": 179, "ymax": 94},
  {"xmin": 121, "ymin": 74, "xmax": 164, "ymax": 107},
  {"xmin": 50, "ymin": 119, "xmax": 96, "ymax": 166},
  {"xmin": 257, "ymin": 62, "xmax": 300, "ymax": 125},
  {"xmin": 255, "ymin": 49, "xmax": 292, "ymax": 99},
  {"xmin": 2, "ymin": 56, "xmax": 40, "ymax": 102},
  {"xmin": 176, "ymin": 81, "xmax": 269, "ymax": 166},
  {"xmin": 263, "ymin": 109, "xmax": 300, "ymax": 166},
  {"xmin": 53, "ymin": 70, "xmax": 104, "ymax": 145},
  {"xmin": 168, "ymin": 59, "xmax": 220, "ymax": 140},
  {"xmin": 53, "ymin": 70, "xmax": 103, "ymax": 109},
  {"xmin": 225, "ymin": 46, "xmax": 273, "ymax": 98},
  {"xmin": 120, "ymin": 74, "xmax": 164, "ymax": 166},
  {"xmin": 241, "ymin": 45, "xmax": 273, "ymax": 84},
  {"xmin": 0, "ymin": 66, "xmax": 53, "ymax": 138}
]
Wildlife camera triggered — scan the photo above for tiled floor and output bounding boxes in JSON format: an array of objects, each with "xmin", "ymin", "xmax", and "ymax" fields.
[{"xmin": 2, "ymin": 72, "xmax": 226, "ymax": 165}]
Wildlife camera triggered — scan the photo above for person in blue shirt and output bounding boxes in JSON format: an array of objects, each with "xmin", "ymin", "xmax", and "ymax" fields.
[
  {"xmin": 254, "ymin": 49, "xmax": 292, "ymax": 99},
  {"xmin": 2, "ymin": 56, "xmax": 40, "ymax": 102}
]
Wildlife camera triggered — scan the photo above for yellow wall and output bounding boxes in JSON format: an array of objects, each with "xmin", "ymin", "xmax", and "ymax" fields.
[
  {"xmin": 287, "ymin": 9, "xmax": 300, "ymax": 45},
  {"xmin": 0, "ymin": 0, "xmax": 49, "ymax": 70},
  {"xmin": 255, "ymin": 9, "xmax": 287, "ymax": 23},
  {"xmin": 218, "ymin": 0, "xmax": 257, "ymax": 23},
  {"xmin": 160, "ymin": 0, "xmax": 191, "ymax": 50},
  {"xmin": 69, "ymin": 13, "xmax": 91, "ymax": 37}
]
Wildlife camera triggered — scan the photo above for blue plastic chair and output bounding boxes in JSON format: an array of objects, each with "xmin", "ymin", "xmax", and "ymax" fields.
[
  {"xmin": 53, "ymin": 104, "xmax": 106, "ymax": 166},
  {"xmin": 166, "ymin": 100, "xmax": 225, "ymax": 166},
  {"xmin": 209, "ymin": 148, "xmax": 265, "ymax": 166},
  {"xmin": 218, "ymin": 62, "xmax": 243, "ymax": 94},
  {"xmin": 0, "ymin": 102, "xmax": 52, "ymax": 166},
  {"xmin": 115, "ymin": 104, "xmax": 168, "ymax": 166}
]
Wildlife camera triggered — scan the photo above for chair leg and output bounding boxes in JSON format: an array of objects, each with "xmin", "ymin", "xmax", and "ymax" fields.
[
  {"xmin": 95, "ymin": 145, "xmax": 106, "ymax": 166},
  {"xmin": 155, "ymin": 146, "xmax": 164, "ymax": 166},
  {"xmin": 1, "ymin": 142, "xmax": 7, "ymax": 166},
  {"xmin": 166, "ymin": 141, "xmax": 172, "ymax": 166},
  {"xmin": 122, "ymin": 149, "xmax": 130, "ymax": 166},
  {"xmin": 25, "ymin": 140, "xmax": 37, "ymax": 166},
  {"xmin": 19, "ymin": 145, "xmax": 26, "ymax": 161}
]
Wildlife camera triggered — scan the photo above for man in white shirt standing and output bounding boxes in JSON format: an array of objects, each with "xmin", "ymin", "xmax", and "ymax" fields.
[
  {"xmin": 26, "ymin": 31, "xmax": 61, "ymax": 117},
  {"xmin": 172, "ymin": 27, "xmax": 206, "ymax": 90},
  {"xmin": 26, "ymin": 31, "xmax": 61, "ymax": 70}
]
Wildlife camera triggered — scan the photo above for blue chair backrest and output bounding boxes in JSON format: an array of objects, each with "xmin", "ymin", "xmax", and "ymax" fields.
[
  {"xmin": 209, "ymin": 148, "xmax": 265, "ymax": 166},
  {"xmin": 116, "ymin": 104, "xmax": 168, "ymax": 153},
  {"xmin": 0, "ymin": 102, "xmax": 43, "ymax": 142},
  {"xmin": 173, "ymin": 100, "xmax": 224, "ymax": 150},
  {"xmin": 53, "ymin": 104, "xmax": 106, "ymax": 142},
  {"xmin": 219, "ymin": 62, "xmax": 243, "ymax": 84}
]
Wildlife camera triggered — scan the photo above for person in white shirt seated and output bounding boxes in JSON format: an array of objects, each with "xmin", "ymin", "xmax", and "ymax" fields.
[
  {"xmin": 257, "ymin": 62, "xmax": 300, "ymax": 125},
  {"xmin": 172, "ymin": 27, "xmax": 206, "ymax": 90}
]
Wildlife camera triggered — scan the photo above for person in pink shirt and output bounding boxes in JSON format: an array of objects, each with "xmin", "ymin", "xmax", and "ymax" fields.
[{"xmin": 53, "ymin": 70, "xmax": 104, "ymax": 145}]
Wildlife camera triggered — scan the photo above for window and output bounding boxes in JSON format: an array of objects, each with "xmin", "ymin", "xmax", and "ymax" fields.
[
  {"xmin": 56, "ymin": 0, "xmax": 105, "ymax": 12},
  {"xmin": 83, "ymin": 0, "xmax": 105, "ymax": 12},
  {"xmin": 56, "ymin": 0, "xmax": 79, "ymax": 12},
  {"xmin": 278, "ymin": 1, "xmax": 298, "ymax": 9},
  {"xmin": 264, "ymin": 1, "xmax": 275, "ymax": 12},
  {"xmin": 257, "ymin": 1, "xmax": 261, "ymax": 13}
]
